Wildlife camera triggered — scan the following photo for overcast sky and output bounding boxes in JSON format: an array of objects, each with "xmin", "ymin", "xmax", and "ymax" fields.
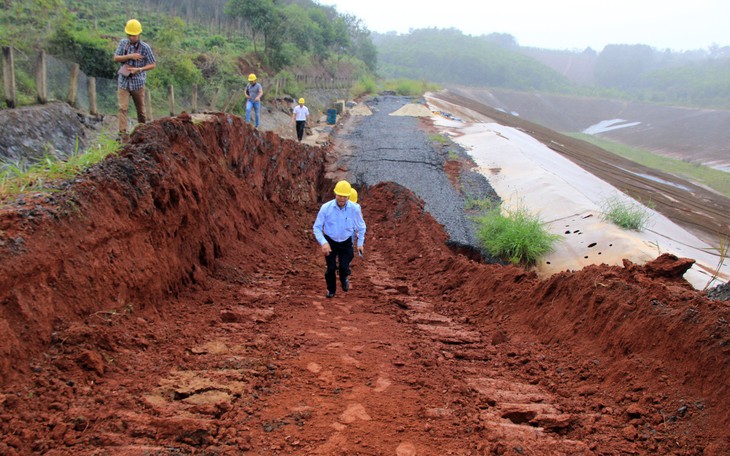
[{"xmin": 318, "ymin": 0, "xmax": 730, "ymax": 51}]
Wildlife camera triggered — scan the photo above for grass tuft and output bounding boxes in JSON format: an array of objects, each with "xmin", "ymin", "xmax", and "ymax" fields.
[
  {"xmin": 476, "ymin": 203, "xmax": 561, "ymax": 265},
  {"xmin": 600, "ymin": 196, "xmax": 652, "ymax": 231}
]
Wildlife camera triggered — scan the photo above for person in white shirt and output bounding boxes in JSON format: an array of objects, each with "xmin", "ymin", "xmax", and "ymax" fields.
[
  {"xmin": 313, "ymin": 180, "xmax": 367, "ymax": 298},
  {"xmin": 292, "ymin": 97, "xmax": 310, "ymax": 142}
]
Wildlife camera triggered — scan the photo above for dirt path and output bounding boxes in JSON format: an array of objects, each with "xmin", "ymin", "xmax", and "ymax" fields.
[{"xmin": 0, "ymin": 217, "xmax": 614, "ymax": 454}]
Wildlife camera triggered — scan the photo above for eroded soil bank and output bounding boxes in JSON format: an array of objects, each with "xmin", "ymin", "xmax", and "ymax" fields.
[{"xmin": 0, "ymin": 110, "xmax": 728, "ymax": 454}]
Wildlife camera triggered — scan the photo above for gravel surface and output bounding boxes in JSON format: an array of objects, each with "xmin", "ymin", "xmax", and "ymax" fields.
[{"xmin": 340, "ymin": 95, "xmax": 498, "ymax": 252}]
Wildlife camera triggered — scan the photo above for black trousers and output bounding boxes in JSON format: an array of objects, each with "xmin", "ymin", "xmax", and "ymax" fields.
[
  {"xmin": 296, "ymin": 120, "xmax": 306, "ymax": 141},
  {"xmin": 324, "ymin": 235, "xmax": 353, "ymax": 294}
]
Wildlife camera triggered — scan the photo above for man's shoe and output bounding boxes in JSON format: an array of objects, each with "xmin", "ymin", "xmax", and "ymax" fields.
[
  {"xmin": 341, "ymin": 277, "xmax": 349, "ymax": 292},
  {"xmin": 326, "ymin": 291, "xmax": 336, "ymax": 298}
]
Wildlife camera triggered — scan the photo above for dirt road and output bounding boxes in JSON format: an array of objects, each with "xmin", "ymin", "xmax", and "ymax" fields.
[{"xmin": 0, "ymin": 108, "xmax": 728, "ymax": 455}]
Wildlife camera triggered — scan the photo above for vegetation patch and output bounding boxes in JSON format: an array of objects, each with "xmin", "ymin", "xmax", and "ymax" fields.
[
  {"xmin": 570, "ymin": 133, "xmax": 730, "ymax": 198},
  {"xmin": 599, "ymin": 196, "xmax": 652, "ymax": 231},
  {"xmin": 429, "ymin": 134, "xmax": 450, "ymax": 145},
  {"xmin": 475, "ymin": 203, "xmax": 560, "ymax": 265},
  {"xmin": 0, "ymin": 133, "xmax": 118, "ymax": 199}
]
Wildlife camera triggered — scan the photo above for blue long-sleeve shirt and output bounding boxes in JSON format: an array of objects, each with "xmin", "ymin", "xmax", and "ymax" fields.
[{"xmin": 313, "ymin": 199, "xmax": 366, "ymax": 247}]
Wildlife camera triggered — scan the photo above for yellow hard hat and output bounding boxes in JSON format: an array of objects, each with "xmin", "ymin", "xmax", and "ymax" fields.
[
  {"xmin": 125, "ymin": 19, "xmax": 142, "ymax": 36},
  {"xmin": 333, "ymin": 180, "xmax": 352, "ymax": 197},
  {"xmin": 349, "ymin": 188, "xmax": 358, "ymax": 203},
  {"xmin": 248, "ymin": 73, "xmax": 257, "ymax": 82},
  {"xmin": 298, "ymin": 98, "xmax": 305, "ymax": 104}
]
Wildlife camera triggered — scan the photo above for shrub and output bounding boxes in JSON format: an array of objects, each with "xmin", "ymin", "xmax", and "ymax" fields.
[
  {"xmin": 600, "ymin": 196, "xmax": 652, "ymax": 230},
  {"xmin": 381, "ymin": 78, "xmax": 441, "ymax": 97},
  {"xmin": 150, "ymin": 55, "xmax": 204, "ymax": 91},
  {"xmin": 476, "ymin": 203, "xmax": 560, "ymax": 265},
  {"xmin": 49, "ymin": 26, "xmax": 117, "ymax": 79},
  {"xmin": 270, "ymin": 69, "xmax": 303, "ymax": 99},
  {"xmin": 350, "ymin": 76, "xmax": 377, "ymax": 98}
]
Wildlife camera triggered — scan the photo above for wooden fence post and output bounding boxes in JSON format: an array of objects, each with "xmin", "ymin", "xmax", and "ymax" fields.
[
  {"xmin": 67, "ymin": 63, "xmax": 79, "ymax": 107},
  {"xmin": 192, "ymin": 84, "xmax": 198, "ymax": 113},
  {"xmin": 2, "ymin": 46, "xmax": 16, "ymax": 108},
  {"xmin": 210, "ymin": 86, "xmax": 220, "ymax": 111},
  {"xmin": 88, "ymin": 77, "xmax": 97, "ymax": 116},
  {"xmin": 223, "ymin": 89, "xmax": 238, "ymax": 112},
  {"xmin": 145, "ymin": 88, "xmax": 153, "ymax": 121},
  {"xmin": 168, "ymin": 84, "xmax": 175, "ymax": 116},
  {"xmin": 35, "ymin": 50, "xmax": 47, "ymax": 104}
]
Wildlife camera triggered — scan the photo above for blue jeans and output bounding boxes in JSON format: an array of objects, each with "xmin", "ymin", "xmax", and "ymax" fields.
[{"xmin": 246, "ymin": 100, "xmax": 260, "ymax": 127}]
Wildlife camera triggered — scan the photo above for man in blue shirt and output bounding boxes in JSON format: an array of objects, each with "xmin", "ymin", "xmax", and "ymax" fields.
[
  {"xmin": 313, "ymin": 180, "xmax": 367, "ymax": 298},
  {"xmin": 113, "ymin": 19, "xmax": 156, "ymax": 141}
]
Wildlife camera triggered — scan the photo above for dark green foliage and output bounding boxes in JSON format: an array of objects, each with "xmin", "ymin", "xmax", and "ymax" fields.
[
  {"xmin": 48, "ymin": 25, "xmax": 116, "ymax": 78},
  {"xmin": 205, "ymin": 35, "xmax": 227, "ymax": 50},
  {"xmin": 223, "ymin": 0, "xmax": 368, "ymax": 71}
]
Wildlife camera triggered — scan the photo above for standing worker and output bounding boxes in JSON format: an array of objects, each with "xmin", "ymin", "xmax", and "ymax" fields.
[
  {"xmin": 292, "ymin": 97, "xmax": 310, "ymax": 142},
  {"xmin": 245, "ymin": 73, "xmax": 263, "ymax": 128},
  {"xmin": 313, "ymin": 180, "xmax": 367, "ymax": 299},
  {"xmin": 113, "ymin": 19, "xmax": 156, "ymax": 141},
  {"xmin": 349, "ymin": 188, "xmax": 364, "ymax": 250}
]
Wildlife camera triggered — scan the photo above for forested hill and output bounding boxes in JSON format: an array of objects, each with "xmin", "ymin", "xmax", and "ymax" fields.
[
  {"xmin": 375, "ymin": 28, "xmax": 730, "ymax": 109},
  {"xmin": 1, "ymin": 0, "xmax": 377, "ymax": 108},
  {"xmin": 374, "ymin": 28, "xmax": 571, "ymax": 92}
]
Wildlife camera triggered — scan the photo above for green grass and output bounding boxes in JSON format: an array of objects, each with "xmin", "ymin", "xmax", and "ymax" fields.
[
  {"xmin": 350, "ymin": 76, "xmax": 378, "ymax": 98},
  {"xmin": 0, "ymin": 132, "xmax": 119, "ymax": 199},
  {"xmin": 599, "ymin": 196, "xmax": 652, "ymax": 231},
  {"xmin": 475, "ymin": 203, "xmax": 561, "ymax": 265},
  {"xmin": 429, "ymin": 134, "xmax": 449, "ymax": 145},
  {"xmin": 568, "ymin": 133, "xmax": 730, "ymax": 198},
  {"xmin": 465, "ymin": 197, "xmax": 495, "ymax": 213},
  {"xmin": 381, "ymin": 79, "xmax": 442, "ymax": 97}
]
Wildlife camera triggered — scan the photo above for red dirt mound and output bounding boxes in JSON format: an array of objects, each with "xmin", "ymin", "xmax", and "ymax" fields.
[
  {"xmin": 0, "ymin": 112, "xmax": 328, "ymax": 384},
  {"xmin": 0, "ymin": 114, "xmax": 728, "ymax": 454}
]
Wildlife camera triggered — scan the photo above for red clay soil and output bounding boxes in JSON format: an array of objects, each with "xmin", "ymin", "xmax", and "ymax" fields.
[{"xmin": 0, "ymin": 113, "xmax": 729, "ymax": 455}]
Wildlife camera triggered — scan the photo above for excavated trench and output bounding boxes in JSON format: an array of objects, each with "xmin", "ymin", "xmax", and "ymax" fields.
[{"xmin": 0, "ymin": 107, "xmax": 729, "ymax": 454}]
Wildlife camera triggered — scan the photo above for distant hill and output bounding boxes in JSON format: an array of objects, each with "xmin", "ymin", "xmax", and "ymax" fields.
[
  {"xmin": 373, "ymin": 29, "xmax": 571, "ymax": 92},
  {"xmin": 516, "ymin": 47, "xmax": 598, "ymax": 86},
  {"xmin": 374, "ymin": 29, "xmax": 730, "ymax": 109}
]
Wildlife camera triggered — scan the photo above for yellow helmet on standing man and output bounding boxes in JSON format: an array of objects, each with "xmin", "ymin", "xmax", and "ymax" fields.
[
  {"xmin": 248, "ymin": 73, "xmax": 257, "ymax": 82},
  {"xmin": 125, "ymin": 19, "xmax": 142, "ymax": 36},
  {"xmin": 298, "ymin": 98, "xmax": 305, "ymax": 104},
  {"xmin": 349, "ymin": 188, "xmax": 358, "ymax": 203},
  {"xmin": 333, "ymin": 180, "xmax": 352, "ymax": 197}
]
